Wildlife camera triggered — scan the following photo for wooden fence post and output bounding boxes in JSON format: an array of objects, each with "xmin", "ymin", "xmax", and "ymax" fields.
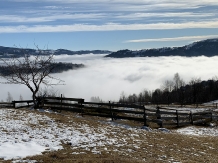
[
  {"xmin": 176, "ymin": 110, "xmax": 179, "ymax": 127},
  {"xmin": 60, "ymin": 94, "xmax": 63, "ymax": 110},
  {"xmin": 156, "ymin": 107, "xmax": 163, "ymax": 128},
  {"xmin": 211, "ymin": 112, "xmax": 213, "ymax": 121},
  {"xmin": 190, "ymin": 111, "xmax": 193, "ymax": 125},
  {"xmin": 143, "ymin": 106, "xmax": 147, "ymax": 126},
  {"xmin": 12, "ymin": 101, "xmax": 15, "ymax": 108},
  {"xmin": 109, "ymin": 101, "xmax": 114, "ymax": 121},
  {"xmin": 80, "ymin": 99, "xmax": 84, "ymax": 116}
]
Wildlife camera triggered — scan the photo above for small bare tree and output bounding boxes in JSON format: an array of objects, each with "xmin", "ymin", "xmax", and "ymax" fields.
[
  {"xmin": 0, "ymin": 47, "xmax": 63, "ymax": 108},
  {"xmin": 6, "ymin": 92, "xmax": 13, "ymax": 102}
]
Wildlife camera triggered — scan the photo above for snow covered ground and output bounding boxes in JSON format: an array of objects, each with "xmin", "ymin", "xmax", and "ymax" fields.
[
  {"xmin": 0, "ymin": 109, "xmax": 62, "ymax": 160},
  {"xmin": 0, "ymin": 108, "xmax": 218, "ymax": 162},
  {"xmin": 1, "ymin": 108, "xmax": 149, "ymax": 161},
  {"xmin": 176, "ymin": 126, "xmax": 218, "ymax": 136}
]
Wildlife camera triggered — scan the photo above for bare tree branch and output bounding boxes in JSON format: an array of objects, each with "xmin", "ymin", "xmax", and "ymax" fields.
[{"xmin": 0, "ymin": 46, "xmax": 64, "ymax": 108}]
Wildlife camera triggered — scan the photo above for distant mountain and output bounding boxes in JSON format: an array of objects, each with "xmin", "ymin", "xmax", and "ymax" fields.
[
  {"xmin": 0, "ymin": 46, "xmax": 111, "ymax": 58},
  {"xmin": 105, "ymin": 38, "xmax": 218, "ymax": 58}
]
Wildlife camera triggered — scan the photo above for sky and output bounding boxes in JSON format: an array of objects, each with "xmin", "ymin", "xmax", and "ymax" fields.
[
  {"xmin": 1, "ymin": 0, "xmax": 218, "ymax": 51},
  {"xmin": 1, "ymin": 54, "xmax": 218, "ymax": 102}
]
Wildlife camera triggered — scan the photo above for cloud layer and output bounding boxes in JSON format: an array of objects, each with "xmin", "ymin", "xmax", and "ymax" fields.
[
  {"xmin": 1, "ymin": 0, "xmax": 218, "ymax": 32},
  {"xmin": 1, "ymin": 21, "xmax": 218, "ymax": 33},
  {"xmin": 1, "ymin": 54, "xmax": 218, "ymax": 102},
  {"xmin": 125, "ymin": 35, "xmax": 218, "ymax": 43}
]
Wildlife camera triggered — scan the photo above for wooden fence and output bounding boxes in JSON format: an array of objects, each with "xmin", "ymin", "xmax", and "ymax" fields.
[
  {"xmin": 145, "ymin": 107, "xmax": 214, "ymax": 127},
  {"xmin": 5, "ymin": 96, "xmax": 218, "ymax": 128},
  {"xmin": 0, "ymin": 102, "xmax": 13, "ymax": 108}
]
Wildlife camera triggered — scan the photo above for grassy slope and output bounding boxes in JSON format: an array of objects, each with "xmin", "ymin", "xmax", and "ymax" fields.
[{"xmin": 2, "ymin": 109, "xmax": 218, "ymax": 163}]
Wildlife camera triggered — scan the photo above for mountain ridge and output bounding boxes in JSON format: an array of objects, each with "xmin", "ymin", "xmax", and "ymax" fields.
[
  {"xmin": 0, "ymin": 46, "xmax": 111, "ymax": 58},
  {"xmin": 105, "ymin": 38, "xmax": 218, "ymax": 58}
]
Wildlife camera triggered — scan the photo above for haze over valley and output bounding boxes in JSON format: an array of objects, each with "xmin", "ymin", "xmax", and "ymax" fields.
[{"xmin": 1, "ymin": 53, "xmax": 218, "ymax": 102}]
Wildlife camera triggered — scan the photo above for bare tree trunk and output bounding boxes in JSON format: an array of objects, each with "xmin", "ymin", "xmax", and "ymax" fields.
[
  {"xmin": 0, "ymin": 47, "xmax": 64, "ymax": 109},
  {"xmin": 32, "ymin": 92, "xmax": 38, "ymax": 109}
]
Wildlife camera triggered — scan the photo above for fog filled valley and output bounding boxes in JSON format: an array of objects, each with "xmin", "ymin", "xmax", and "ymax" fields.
[
  {"xmin": 2, "ymin": 54, "xmax": 218, "ymax": 162},
  {"xmin": 1, "ymin": 54, "xmax": 218, "ymax": 102}
]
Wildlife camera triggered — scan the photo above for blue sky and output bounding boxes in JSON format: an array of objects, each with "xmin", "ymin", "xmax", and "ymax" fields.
[{"xmin": 1, "ymin": 0, "xmax": 218, "ymax": 51}]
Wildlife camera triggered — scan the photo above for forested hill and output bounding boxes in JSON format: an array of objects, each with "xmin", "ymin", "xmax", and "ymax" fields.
[
  {"xmin": 0, "ymin": 46, "xmax": 111, "ymax": 58},
  {"xmin": 105, "ymin": 38, "xmax": 218, "ymax": 58},
  {"xmin": 0, "ymin": 62, "xmax": 84, "ymax": 75}
]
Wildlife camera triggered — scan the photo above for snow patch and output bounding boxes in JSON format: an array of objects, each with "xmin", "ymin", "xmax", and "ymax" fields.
[
  {"xmin": 0, "ymin": 142, "xmax": 45, "ymax": 160},
  {"xmin": 176, "ymin": 126, "xmax": 218, "ymax": 136}
]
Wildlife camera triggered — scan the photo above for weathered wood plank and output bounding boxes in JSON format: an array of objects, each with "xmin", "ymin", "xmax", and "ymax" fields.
[
  {"xmin": 83, "ymin": 102, "xmax": 144, "ymax": 109},
  {"xmin": 193, "ymin": 120, "xmax": 206, "ymax": 125},
  {"xmin": 44, "ymin": 97, "xmax": 84, "ymax": 102},
  {"xmin": 177, "ymin": 116, "xmax": 190, "ymax": 120},
  {"xmin": 147, "ymin": 119, "xmax": 163, "ymax": 123},
  {"xmin": 83, "ymin": 106, "xmax": 144, "ymax": 114},
  {"xmin": 50, "ymin": 106, "xmax": 82, "ymax": 112},
  {"xmin": 162, "ymin": 122, "xmax": 177, "ymax": 126},
  {"xmin": 192, "ymin": 111, "xmax": 211, "ymax": 115},
  {"xmin": 160, "ymin": 111, "xmax": 177, "ymax": 115},
  {"xmin": 192, "ymin": 115, "xmax": 212, "ymax": 120},
  {"xmin": 179, "ymin": 122, "xmax": 191, "ymax": 126},
  {"xmin": 44, "ymin": 101, "xmax": 82, "ymax": 107},
  {"xmin": 177, "ymin": 112, "xmax": 190, "ymax": 116},
  {"xmin": 0, "ymin": 102, "xmax": 13, "ymax": 105},
  {"xmin": 13, "ymin": 100, "xmax": 33, "ymax": 103},
  {"xmin": 145, "ymin": 108, "xmax": 157, "ymax": 112},
  {"xmin": 15, "ymin": 105, "xmax": 33, "ymax": 109},
  {"xmin": 160, "ymin": 116, "xmax": 177, "ymax": 120},
  {"xmin": 83, "ymin": 113, "xmax": 112, "ymax": 118},
  {"xmin": 145, "ymin": 112, "xmax": 157, "ymax": 116}
]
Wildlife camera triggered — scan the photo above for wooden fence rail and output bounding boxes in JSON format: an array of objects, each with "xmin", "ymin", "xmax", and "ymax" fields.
[
  {"xmin": 12, "ymin": 100, "xmax": 34, "ymax": 108},
  {"xmin": 6, "ymin": 96, "xmax": 217, "ymax": 128},
  {"xmin": 42, "ymin": 97, "xmax": 215, "ymax": 128},
  {"xmin": 0, "ymin": 102, "xmax": 13, "ymax": 108}
]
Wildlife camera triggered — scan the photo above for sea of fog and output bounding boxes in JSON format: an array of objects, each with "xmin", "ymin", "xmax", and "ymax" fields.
[{"xmin": 1, "ymin": 54, "xmax": 218, "ymax": 102}]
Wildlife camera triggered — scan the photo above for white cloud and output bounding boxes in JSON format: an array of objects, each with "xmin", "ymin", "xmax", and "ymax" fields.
[
  {"xmin": 116, "ymin": 12, "xmax": 215, "ymax": 20},
  {"xmin": 6, "ymin": 0, "xmax": 218, "ymax": 13},
  {"xmin": 48, "ymin": 0, "xmax": 218, "ymax": 11},
  {"xmin": 3, "ymin": 0, "xmax": 218, "ymax": 30},
  {"xmin": 1, "ymin": 11, "xmax": 215, "ymax": 24},
  {"xmin": 125, "ymin": 35, "xmax": 218, "ymax": 43},
  {"xmin": 0, "ymin": 13, "xmax": 105, "ymax": 23},
  {"xmin": 1, "ymin": 20, "xmax": 218, "ymax": 33}
]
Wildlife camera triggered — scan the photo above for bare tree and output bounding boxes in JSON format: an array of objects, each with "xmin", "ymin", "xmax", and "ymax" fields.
[
  {"xmin": 6, "ymin": 92, "xmax": 13, "ymax": 102},
  {"xmin": 173, "ymin": 73, "xmax": 185, "ymax": 91},
  {"xmin": 90, "ymin": 96, "xmax": 102, "ymax": 103},
  {"xmin": 119, "ymin": 91, "xmax": 126, "ymax": 103},
  {"xmin": 37, "ymin": 88, "xmax": 60, "ymax": 97},
  {"xmin": 189, "ymin": 77, "xmax": 201, "ymax": 106},
  {"xmin": 19, "ymin": 94, "xmax": 23, "ymax": 101},
  {"xmin": 0, "ymin": 47, "xmax": 63, "ymax": 108},
  {"xmin": 162, "ymin": 80, "xmax": 174, "ymax": 92},
  {"xmin": 162, "ymin": 80, "xmax": 174, "ymax": 105}
]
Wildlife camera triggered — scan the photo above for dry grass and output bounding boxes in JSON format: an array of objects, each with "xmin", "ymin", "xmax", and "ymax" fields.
[{"xmin": 2, "ymin": 108, "xmax": 218, "ymax": 163}]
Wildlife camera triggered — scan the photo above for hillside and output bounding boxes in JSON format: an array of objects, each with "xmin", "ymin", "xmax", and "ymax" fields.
[
  {"xmin": 0, "ymin": 46, "xmax": 111, "ymax": 58},
  {"xmin": 1, "ymin": 108, "xmax": 218, "ymax": 162},
  {"xmin": 105, "ymin": 38, "xmax": 218, "ymax": 58}
]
